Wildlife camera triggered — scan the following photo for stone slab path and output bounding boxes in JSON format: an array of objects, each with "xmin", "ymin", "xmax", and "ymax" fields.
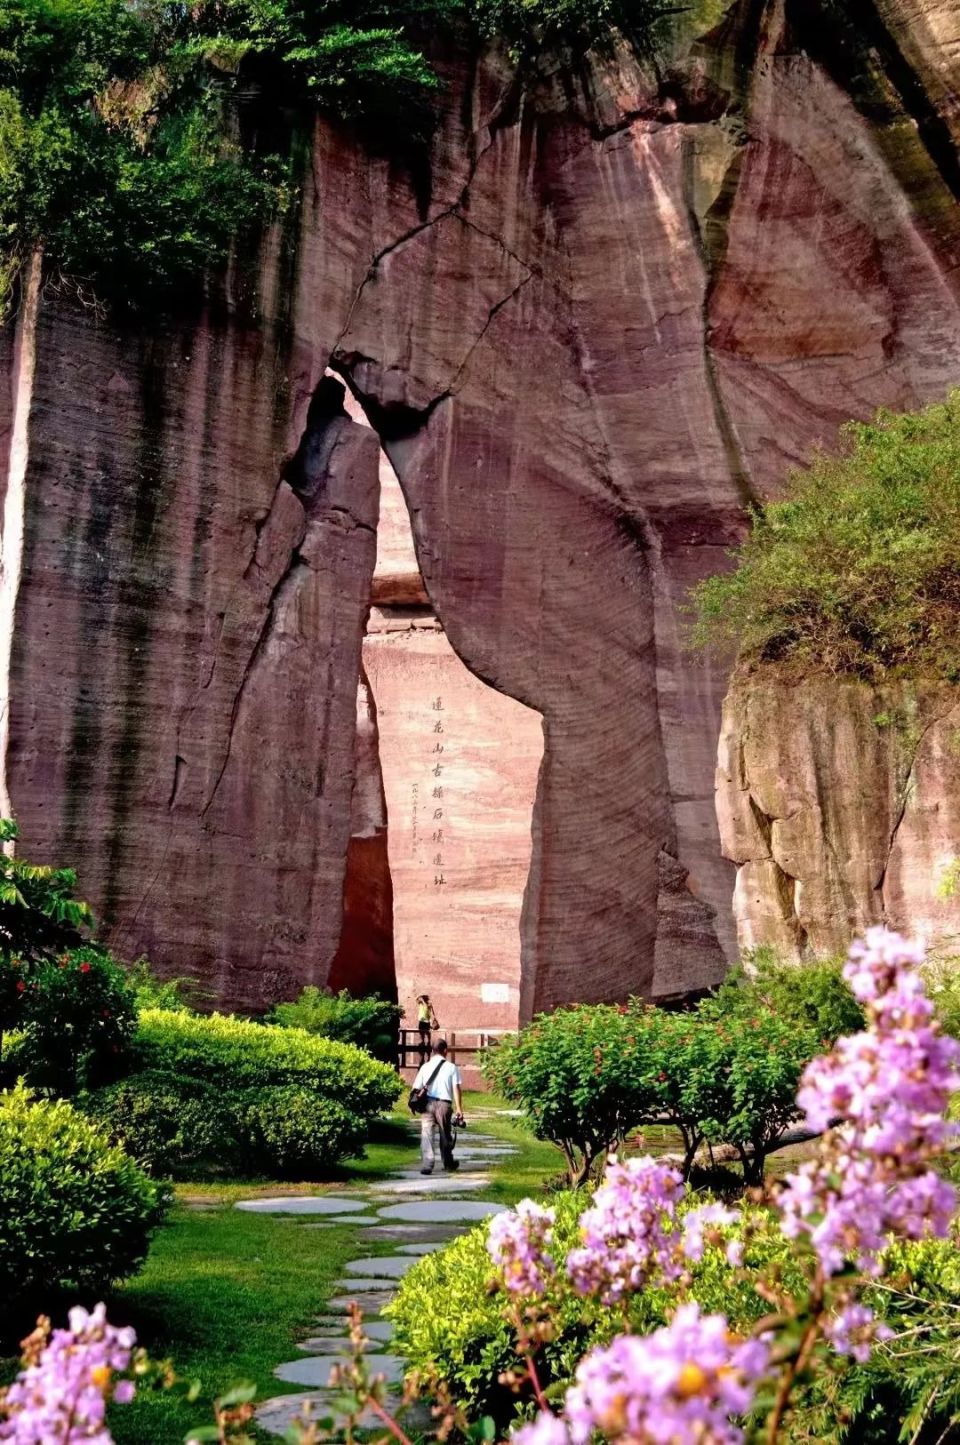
[{"xmin": 246, "ymin": 1123, "xmax": 516, "ymax": 1437}]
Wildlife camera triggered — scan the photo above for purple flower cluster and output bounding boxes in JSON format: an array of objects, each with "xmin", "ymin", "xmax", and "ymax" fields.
[
  {"xmin": 0, "ymin": 1304, "xmax": 136, "ymax": 1443},
  {"xmin": 824, "ymin": 1301, "xmax": 892, "ymax": 1365},
  {"xmin": 567, "ymin": 1157, "xmax": 684, "ymax": 1304},
  {"xmin": 488, "ymin": 1199, "xmax": 556, "ymax": 1296},
  {"xmin": 515, "ymin": 1304, "xmax": 769, "ymax": 1445},
  {"xmin": 780, "ymin": 927, "xmax": 959, "ymax": 1278},
  {"xmin": 680, "ymin": 1203, "xmax": 741, "ymax": 1266}
]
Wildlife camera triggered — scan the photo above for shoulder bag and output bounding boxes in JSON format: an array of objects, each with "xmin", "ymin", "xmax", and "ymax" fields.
[{"xmin": 408, "ymin": 1057, "xmax": 446, "ymax": 1115}]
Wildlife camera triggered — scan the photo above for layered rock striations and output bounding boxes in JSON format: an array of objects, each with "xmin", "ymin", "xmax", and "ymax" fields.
[
  {"xmin": 5, "ymin": 0, "xmax": 960, "ymax": 1014},
  {"xmin": 717, "ymin": 677, "xmax": 960, "ymax": 959}
]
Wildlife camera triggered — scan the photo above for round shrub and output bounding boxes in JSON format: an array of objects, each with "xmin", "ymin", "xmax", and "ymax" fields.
[
  {"xmin": 133, "ymin": 1008, "xmax": 401, "ymax": 1120},
  {"xmin": 78, "ymin": 1070, "xmax": 227, "ymax": 1176},
  {"xmin": 0, "ymin": 1083, "xmax": 167, "ymax": 1307},
  {"xmin": 237, "ymin": 1086, "xmax": 364, "ymax": 1177}
]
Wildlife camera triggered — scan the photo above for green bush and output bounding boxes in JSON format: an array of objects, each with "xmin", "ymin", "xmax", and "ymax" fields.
[
  {"xmin": 485, "ymin": 994, "xmax": 822, "ymax": 1186},
  {"xmin": 133, "ymin": 1008, "xmax": 401, "ymax": 1119},
  {"xmin": 0, "ymin": 1083, "xmax": 167, "ymax": 1310},
  {"xmin": 78, "ymin": 1070, "xmax": 227, "ymax": 1176},
  {"xmin": 690, "ymin": 392, "xmax": 960, "ymax": 678},
  {"xmin": 388, "ymin": 1195, "xmax": 800, "ymax": 1426},
  {"xmin": 708, "ymin": 948, "xmax": 864, "ymax": 1043},
  {"xmin": 389, "ymin": 1200, "xmax": 960, "ymax": 1441},
  {"xmin": 238, "ymin": 1086, "xmax": 364, "ymax": 1177},
  {"xmin": 17, "ymin": 944, "xmax": 137, "ymax": 1094},
  {"xmin": 268, "ymin": 987, "xmax": 400, "ymax": 1063},
  {"xmin": 482, "ymin": 1005, "xmax": 663, "ymax": 1185},
  {"xmin": 124, "ymin": 956, "xmax": 205, "ymax": 1014}
]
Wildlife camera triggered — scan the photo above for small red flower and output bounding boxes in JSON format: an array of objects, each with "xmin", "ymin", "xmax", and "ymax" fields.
[
  {"xmin": 15, "ymin": 980, "xmax": 25, "ymax": 993},
  {"xmin": 102, "ymin": 1009, "xmax": 111, "ymax": 1018},
  {"xmin": 79, "ymin": 963, "xmax": 91, "ymax": 974}
]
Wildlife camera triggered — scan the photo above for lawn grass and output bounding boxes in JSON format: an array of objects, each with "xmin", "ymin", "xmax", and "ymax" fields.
[{"xmin": 0, "ymin": 1094, "xmax": 558, "ymax": 1443}]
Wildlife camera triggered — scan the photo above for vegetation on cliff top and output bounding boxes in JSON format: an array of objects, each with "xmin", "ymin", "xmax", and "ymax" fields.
[
  {"xmin": 0, "ymin": 0, "xmax": 672, "ymax": 317},
  {"xmin": 690, "ymin": 392, "xmax": 960, "ymax": 681}
]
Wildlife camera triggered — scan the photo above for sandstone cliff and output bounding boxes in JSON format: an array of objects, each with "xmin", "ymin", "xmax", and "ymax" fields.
[
  {"xmin": 717, "ymin": 677, "xmax": 960, "ymax": 959},
  {"xmin": 6, "ymin": 0, "xmax": 960, "ymax": 1017}
]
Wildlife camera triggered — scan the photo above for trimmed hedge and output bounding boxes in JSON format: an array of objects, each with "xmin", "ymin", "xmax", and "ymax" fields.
[
  {"xmin": 83, "ymin": 1010, "xmax": 403, "ymax": 1178},
  {"xmin": 0, "ymin": 1083, "xmax": 167, "ymax": 1308},
  {"xmin": 78, "ymin": 1071, "xmax": 226, "ymax": 1177},
  {"xmin": 81, "ymin": 1070, "xmax": 369, "ymax": 1179},
  {"xmin": 133, "ymin": 1008, "xmax": 401, "ymax": 1117},
  {"xmin": 388, "ymin": 1199, "xmax": 960, "ymax": 1440},
  {"xmin": 239, "ymin": 1087, "xmax": 364, "ymax": 1177}
]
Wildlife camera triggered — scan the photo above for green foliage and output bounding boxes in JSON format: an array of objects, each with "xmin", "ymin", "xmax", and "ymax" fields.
[
  {"xmin": 133, "ymin": 1006, "xmax": 401, "ymax": 1117},
  {"xmin": 77, "ymin": 1070, "xmax": 225, "ymax": 1176},
  {"xmin": 389, "ymin": 1201, "xmax": 960, "ymax": 1441},
  {"xmin": 15, "ymin": 943, "xmax": 137, "ymax": 1093},
  {"xmin": 268, "ymin": 986, "xmax": 400, "ymax": 1062},
  {"xmin": 469, "ymin": 0, "xmax": 667, "ymax": 57},
  {"xmin": 485, "ymin": 990, "xmax": 824, "ymax": 1186},
  {"xmin": 482, "ymin": 1004, "xmax": 662, "ymax": 1185},
  {"xmin": 0, "ymin": 1082, "xmax": 167, "ymax": 1310},
  {"xmin": 238, "ymin": 1084, "xmax": 363, "ymax": 1176},
  {"xmin": 709, "ymin": 947, "xmax": 865, "ymax": 1043},
  {"xmin": 79, "ymin": 1067, "xmax": 370, "ymax": 1179},
  {"xmin": 124, "ymin": 956, "xmax": 205, "ymax": 1013},
  {"xmin": 690, "ymin": 393, "xmax": 960, "ymax": 679}
]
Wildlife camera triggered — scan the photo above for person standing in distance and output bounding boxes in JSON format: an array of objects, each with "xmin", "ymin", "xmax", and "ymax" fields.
[
  {"xmin": 416, "ymin": 993, "xmax": 437, "ymax": 1061},
  {"xmin": 412, "ymin": 1038, "xmax": 464, "ymax": 1174}
]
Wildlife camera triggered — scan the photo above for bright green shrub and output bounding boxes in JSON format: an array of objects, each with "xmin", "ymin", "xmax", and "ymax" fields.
[
  {"xmin": 124, "ymin": 957, "xmax": 205, "ymax": 1013},
  {"xmin": 390, "ymin": 1200, "xmax": 960, "ymax": 1440},
  {"xmin": 697, "ymin": 1011, "xmax": 819, "ymax": 1185},
  {"xmin": 709, "ymin": 948, "xmax": 864, "ymax": 1044},
  {"xmin": 18, "ymin": 944, "xmax": 137, "ymax": 1094},
  {"xmin": 268, "ymin": 987, "xmax": 400, "ymax": 1063},
  {"xmin": 690, "ymin": 392, "xmax": 960, "ymax": 679},
  {"xmin": 0, "ymin": 1083, "xmax": 167, "ymax": 1308},
  {"xmin": 388, "ymin": 1196, "xmax": 801, "ymax": 1425},
  {"xmin": 238, "ymin": 1086, "xmax": 363, "ymax": 1177},
  {"xmin": 133, "ymin": 1008, "xmax": 401, "ymax": 1120},
  {"xmin": 78, "ymin": 1071, "xmax": 227, "ymax": 1176},
  {"xmin": 482, "ymin": 1005, "xmax": 663, "ymax": 1185}
]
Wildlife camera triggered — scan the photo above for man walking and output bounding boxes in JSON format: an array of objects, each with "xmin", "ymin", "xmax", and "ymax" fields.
[{"xmin": 411, "ymin": 1038, "xmax": 464, "ymax": 1175}]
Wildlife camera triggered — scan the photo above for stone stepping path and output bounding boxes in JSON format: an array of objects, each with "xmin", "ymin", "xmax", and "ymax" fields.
[
  {"xmin": 377, "ymin": 1199, "xmax": 508, "ymax": 1224},
  {"xmin": 246, "ymin": 1126, "xmax": 517, "ymax": 1437},
  {"xmin": 236, "ymin": 1196, "xmax": 369, "ymax": 1216},
  {"xmin": 371, "ymin": 1173, "xmax": 491, "ymax": 1194}
]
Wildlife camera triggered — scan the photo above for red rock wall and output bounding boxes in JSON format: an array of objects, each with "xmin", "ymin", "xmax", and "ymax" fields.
[{"xmin": 6, "ymin": 1, "xmax": 960, "ymax": 1012}]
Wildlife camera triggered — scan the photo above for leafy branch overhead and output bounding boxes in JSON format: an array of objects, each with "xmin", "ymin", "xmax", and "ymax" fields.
[{"xmin": 0, "ymin": 0, "xmax": 674, "ymax": 316}]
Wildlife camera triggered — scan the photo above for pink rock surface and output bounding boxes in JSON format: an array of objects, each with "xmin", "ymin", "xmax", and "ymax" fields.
[
  {"xmin": 717, "ymin": 677, "xmax": 960, "ymax": 959},
  {"xmin": 5, "ymin": 6, "xmax": 960, "ymax": 1010}
]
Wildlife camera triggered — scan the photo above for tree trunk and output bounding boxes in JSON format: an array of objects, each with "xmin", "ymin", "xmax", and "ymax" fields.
[{"xmin": 0, "ymin": 245, "xmax": 42, "ymax": 854}]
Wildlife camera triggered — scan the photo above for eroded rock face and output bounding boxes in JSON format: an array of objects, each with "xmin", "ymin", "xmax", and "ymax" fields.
[
  {"xmin": 6, "ymin": 0, "xmax": 960, "ymax": 1011},
  {"xmin": 717, "ymin": 676, "xmax": 960, "ymax": 958}
]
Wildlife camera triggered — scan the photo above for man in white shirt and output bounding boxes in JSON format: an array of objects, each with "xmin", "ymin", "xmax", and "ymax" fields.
[{"xmin": 412, "ymin": 1038, "xmax": 465, "ymax": 1175}]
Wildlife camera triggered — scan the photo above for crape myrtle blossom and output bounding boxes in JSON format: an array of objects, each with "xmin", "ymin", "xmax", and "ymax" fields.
[
  {"xmin": 0, "ymin": 1304, "xmax": 136, "ymax": 1444},
  {"xmin": 824, "ymin": 1301, "xmax": 892, "ymax": 1365},
  {"xmin": 680, "ymin": 1203, "xmax": 741, "ymax": 1266},
  {"xmin": 560, "ymin": 1304, "xmax": 769, "ymax": 1445},
  {"xmin": 488, "ymin": 1199, "xmax": 557, "ymax": 1296},
  {"xmin": 567, "ymin": 1157, "xmax": 684, "ymax": 1304},
  {"xmin": 780, "ymin": 927, "xmax": 960, "ymax": 1280}
]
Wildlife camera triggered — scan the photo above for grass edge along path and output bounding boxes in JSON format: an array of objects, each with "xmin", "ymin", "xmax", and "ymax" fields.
[{"xmin": 103, "ymin": 1093, "xmax": 552, "ymax": 1443}]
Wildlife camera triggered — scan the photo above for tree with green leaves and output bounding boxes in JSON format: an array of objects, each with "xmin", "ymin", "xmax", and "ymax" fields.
[{"xmin": 0, "ymin": 817, "xmax": 91, "ymax": 1049}]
